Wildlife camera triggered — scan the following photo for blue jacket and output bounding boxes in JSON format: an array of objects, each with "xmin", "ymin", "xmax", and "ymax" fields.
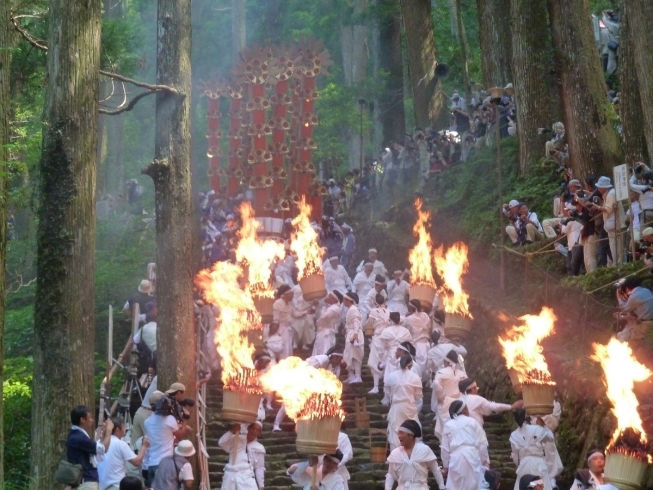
[{"xmin": 66, "ymin": 428, "xmax": 99, "ymax": 483}]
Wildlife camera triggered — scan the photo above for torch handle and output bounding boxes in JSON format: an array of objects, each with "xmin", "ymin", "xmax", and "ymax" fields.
[
  {"xmin": 311, "ymin": 461, "xmax": 318, "ymax": 487},
  {"xmin": 232, "ymin": 432, "xmax": 240, "ymax": 466}
]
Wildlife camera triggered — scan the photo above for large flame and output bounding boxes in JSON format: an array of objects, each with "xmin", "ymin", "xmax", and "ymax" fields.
[
  {"xmin": 433, "ymin": 242, "xmax": 472, "ymax": 318},
  {"xmin": 591, "ymin": 338, "xmax": 651, "ymax": 448},
  {"xmin": 195, "ymin": 261, "xmax": 262, "ymax": 393},
  {"xmin": 408, "ymin": 199, "xmax": 436, "ymax": 287},
  {"xmin": 290, "ymin": 196, "xmax": 324, "ymax": 280},
  {"xmin": 236, "ymin": 202, "xmax": 286, "ymax": 298},
  {"xmin": 259, "ymin": 356, "xmax": 345, "ymax": 421},
  {"xmin": 499, "ymin": 307, "xmax": 556, "ymax": 384}
]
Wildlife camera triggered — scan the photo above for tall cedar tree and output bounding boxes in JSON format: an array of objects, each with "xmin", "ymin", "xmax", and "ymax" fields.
[
  {"xmin": 29, "ymin": 0, "xmax": 101, "ymax": 487},
  {"xmin": 377, "ymin": 0, "xmax": 406, "ymax": 145},
  {"xmin": 627, "ymin": 0, "xmax": 653, "ymax": 160},
  {"xmin": 510, "ymin": 0, "xmax": 556, "ymax": 173},
  {"xmin": 476, "ymin": 0, "xmax": 512, "ymax": 87},
  {"xmin": 619, "ymin": 0, "xmax": 649, "ymax": 164},
  {"xmin": 143, "ymin": 0, "xmax": 196, "ymax": 447},
  {"xmin": 0, "ymin": 0, "xmax": 11, "ymax": 480},
  {"xmin": 549, "ymin": 0, "xmax": 622, "ymax": 177},
  {"xmin": 400, "ymin": 0, "xmax": 446, "ymax": 128}
]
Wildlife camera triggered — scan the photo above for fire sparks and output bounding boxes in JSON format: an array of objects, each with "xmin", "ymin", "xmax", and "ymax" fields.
[
  {"xmin": 499, "ymin": 307, "xmax": 556, "ymax": 384},
  {"xmin": 259, "ymin": 356, "xmax": 345, "ymax": 421},
  {"xmin": 195, "ymin": 261, "xmax": 262, "ymax": 393},
  {"xmin": 236, "ymin": 202, "xmax": 285, "ymax": 298},
  {"xmin": 433, "ymin": 242, "xmax": 472, "ymax": 318},
  {"xmin": 591, "ymin": 338, "xmax": 651, "ymax": 451},
  {"xmin": 408, "ymin": 199, "xmax": 436, "ymax": 287},
  {"xmin": 291, "ymin": 196, "xmax": 324, "ymax": 280}
]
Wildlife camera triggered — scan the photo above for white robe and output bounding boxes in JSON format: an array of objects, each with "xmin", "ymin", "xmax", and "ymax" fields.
[
  {"xmin": 542, "ymin": 401, "xmax": 564, "ymax": 481},
  {"xmin": 357, "ymin": 258, "xmax": 388, "ymax": 279},
  {"xmin": 312, "ymin": 303, "xmax": 341, "ymax": 356},
  {"xmin": 219, "ymin": 431, "xmax": 266, "ymax": 490},
  {"xmin": 274, "ymin": 255, "xmax": 295, "ymax": 288},
  {"xmin": 385, "ymin": 442, "xmax": 445, "ymax": 490},
  {"xmin": 378, "ymin": 325, "xmax": 412, "ymax": 385},
  {"xmin": 403, "ymin": 312, "xmax": 432, "ymax": 381},
  {"xmin": 510, "ymin": 424, "xmax": 554, "ymax": 490},
  {"xmin": 387, "ymin": 280, "xmax": 410, "ymax": 315},
  {"xmin": 343, "ymin": 305, "xmax": 364, "ymax": 365},
  {"xmin": 463, "ymin": 393, "xmax": 512, "ymax": 428},
  {"xmin": 360, "ymin": 287, "xmax": 388, "ymax": 321},
  {"xmin": 273, "ymin": 298, "xmax": 294, "ymax": 359},
  {"xmin": 353, "ymin": 271, "xmax": 375, "ymax": 297},
  {"xmin": 265, "ymin": 332, "xmax": 284, "ymax": 362},
  {"xmin": 324, "ymin": 265, "xmax": 353, "ymax": 294},
  {"xmin": 291, "ymin": 285, "xmax": 316, "ymax": 346},
  {"xmin": 433, "ymin": 365, "xmax": 467, "ymax": 438},
  {"xmin": 385, "ymin": 368, "xmax": 423, "ymax": 450},
  {"xmin": 440, "ymin": 415, "xmax": 489, "ymax": 490},
  {"xmin": 427, "ymin": 343, "xmax": 467, "ymax": 414},
  {"xmin": 367, "ymin": 306, "xmax": 390, "ymax": 373}
]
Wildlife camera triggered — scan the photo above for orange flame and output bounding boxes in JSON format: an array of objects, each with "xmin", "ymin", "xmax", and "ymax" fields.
[
  {"xmin": 499, "ymin": 307, "xmax": 556, "ymax": 384},
  {"xmin": 591, "ymin": 338, "xmax": 651, "ymax": 448},
  {"xmin": 195, "ymin": 261, "xmax": 262, "ymax": 393},
  {"xmin": 433, "ymin": 242, "xmax": 472, "ymax": 318},
  {"xmin": 290, "ymin": 196, "xmax": 324, "ymax": 280},
  {"xmin": 236, "ymin": 202, "xmax": 286, "ymax": 298},
  {"xmin": 408, "ymin": 199, "xmax": 436, "ymax": 287},
  {"xmin": 259, "ymin": 356, "xmax": 345, "ymax": 421}
]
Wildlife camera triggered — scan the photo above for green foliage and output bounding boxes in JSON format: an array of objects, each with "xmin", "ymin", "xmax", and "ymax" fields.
[{"xmin": 3, "ymin": 357, "xmax": 33, "ymax": 490}]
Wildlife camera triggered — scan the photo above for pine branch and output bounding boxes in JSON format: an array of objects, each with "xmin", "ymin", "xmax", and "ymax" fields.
[{"xmin": 99, "ymin": 91, "xmax": 157, "ymax": 115}]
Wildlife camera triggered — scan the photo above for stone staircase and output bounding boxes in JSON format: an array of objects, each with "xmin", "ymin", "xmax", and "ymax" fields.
[{"xmin": 205, "ymin": 339, "xmax": 517, "ymax": 490}]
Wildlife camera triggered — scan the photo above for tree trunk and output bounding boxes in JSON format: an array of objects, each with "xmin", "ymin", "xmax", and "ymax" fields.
[
  {"xmin": 145, "ymin": 0, "xmax": 196, "ymax": 432},
  {"xmin": 476, "ymin": 0, "xmax": 512, "ymax": 87},
  {"xmin": 400, "ymin": 0, "xmax": 445, "ymax": 128},
  {"xmin": 341, "ymin": 0, "xmax": 369, "ymax": 169},
  {"xmin": 618, "ymin": 0, "xmax": 649, "ymax": 164},
  {"xmin": 29, "ymin": 0, "xmax": 101, "ymax": 487},
  {"xmin": 232, "ymin": 0, "xmax": 246, "ymax": 58},
  {"xmin": 511, "ymin": 0, "xmax": 556, "ymax": 173},
  {"xmin": 0, "ymin": 0, "xmax": 11, "ymax": 481},
  {"xmin": 549, "ymin": 0, "xmax": 622, "ymax": 177},
  {"xmin": 377, "ymin": 0, "xmax": 406, "ymax": 145},
  {"xmin": 627, "ymin": 0, "xmax": 653, "ymax": 159},
  {"xmin": 454, "ymin": 0, "xmax": 473, "ymax": 104},
  {"xmin": 448, "ymin": 0, "xmax": 459, "ymax": 41}
]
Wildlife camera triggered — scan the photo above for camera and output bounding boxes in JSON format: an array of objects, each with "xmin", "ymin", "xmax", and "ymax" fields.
[{"xmin": 170, "ymin": 396, "xmax": 195, "ymax": 422}]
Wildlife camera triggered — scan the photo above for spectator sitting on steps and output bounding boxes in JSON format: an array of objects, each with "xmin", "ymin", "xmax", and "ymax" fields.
[{"xmin": 504, "ymin": 201, "xmax": 543, "ymax": 246}]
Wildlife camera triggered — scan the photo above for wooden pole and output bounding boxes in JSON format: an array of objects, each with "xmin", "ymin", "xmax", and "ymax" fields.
[{"xmin": 311, "ymin": 461, "xmax": 318, "ymax": 487}]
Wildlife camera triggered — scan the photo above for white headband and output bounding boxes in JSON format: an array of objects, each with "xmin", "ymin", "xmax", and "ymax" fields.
[
  {"xmin": 528, "ymin": 480, "xmax": 544, "ymax": 488},
  {"xmin": 398, "ymin": 426, "xmax": 414, "ymax": 435},
  {"xmin": 452, "ymin": 401, "xmax": 466, "ymax": 418},
  {"xmin": 329, "ymin": 291, "xmax": 340, "ymax": 301},
  {"xmin": 587, "ymin": 451, "xmax": 604, "ymax": 462},
  {"xmin": 325, "ymin": 454, "xmax": 341, "ymax": 464}
]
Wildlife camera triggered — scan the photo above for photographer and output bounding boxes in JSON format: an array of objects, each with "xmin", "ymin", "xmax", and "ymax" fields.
[
  {"xmin": 614, "ymin": 276, "xmax": 653, "ymax": 342},
  {"xmin": 560, "ymin": 202, "xmax": 585, "ymax": 276},
  {"xmin": 636, "ymin": 227, "xmax": 653, "ymax": 270},
  {"xmin": 629, "ymin": 162, "xmax": 653, "ymax": 231},
  {"xmin": 542, "ymin": 179, "xmax": 582, "ymax": 239},
  {"xmin": 165, "ymin": 382, "xmax": 195, "ymax": 425},
  {"xmin": 504, "ymin": 201, "xmax": 543, "ymax": 245}
]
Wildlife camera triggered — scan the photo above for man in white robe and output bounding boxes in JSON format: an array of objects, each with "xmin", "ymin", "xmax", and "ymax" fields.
[
  {"xmin": 384, "ymin": 355, "xmax": 423, "ymax": 451},
  {"xmin": 385, "ymin": 420, "xmax": 445, "ymax": 490},
  {"xmin": 291, "ymin": 284, "xmax": 316, "ymax": 351},
  {"xmin": 360, "ymin": 275, "xmax": 388, "ymax": 323},
  {"xmin": 366, "ymin": 295, "xmax": 390, "ymax": 394},
  {"xmin": 312, "ymin": 291, "xmax": 343, "ymax": 356},
  {"xmin": 433, "ymin": 350, "xmax": 467, "ymax": 439},
  {"xmin": 440, "ymin": 400, "xmax": 489, "ymax": 490},
  {"xmin": 378, "ymin": 312, "xmax": 412, "ymax": 390},
  {"xmin": 459, "ymin": 378, "xmax": 521, "ymax": 428},
  {"xmin": 356, "ymin": 248, "xmax": 389, "ymax": 280},
  {"xmin": 387, "ymin": 270, "xmax": 410, "ymax": 315},
  {"xmin": 403, "ymin": 299, "xmax": 432, "ymax": 382},
  {"xmin": 324, "ymin": 256, "xmax": 353, "ymax": 294},
  {"xmin": 274, "ymin": 252, "xmax": 295, "ymax": 288},
  {"xmin": 510, "ymin": 409, "xmax": 555, "ymax": 490},
  {"xmin": 343, "ymin": 292, "xmax": 364, "ymax": 384},
  {"xmin": 272, "ymin": 285, "xmax": 294, "ymax": 359},
  {"xmin": 353, "ymin": 262, "xmax": 375, "ymax": 297},
  {"xmin": 288, "ymin": 451, "xmax": 346, "ymax": 490},
  {"xmin": 427, "ymin": 332, "xmax": 467, "ymax": 417},
  {"xmin": 542, "ymin": 399, "xmax": 563, "ymax": 489},
  {"xmin": 219, "ymin": 422, "xmax": 266, "ymax": 490}
]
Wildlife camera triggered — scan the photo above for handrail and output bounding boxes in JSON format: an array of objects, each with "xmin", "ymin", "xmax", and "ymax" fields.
[
  {"xmin": 196, "ymin": 305, "xmax": 213, "ymax": 490},
  {"xmin": 98, "ymin": 302, "xmax": 139, "ymax": 428}
]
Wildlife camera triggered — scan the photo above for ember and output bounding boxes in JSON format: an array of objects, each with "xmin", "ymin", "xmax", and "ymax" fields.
[
  {"xmin": 608, "ymin": 428, "xmax": 651, "ymax": 462},
  {"xmin": 521, "ymin": 369, "xmax": 555, "ymax": 386}
]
